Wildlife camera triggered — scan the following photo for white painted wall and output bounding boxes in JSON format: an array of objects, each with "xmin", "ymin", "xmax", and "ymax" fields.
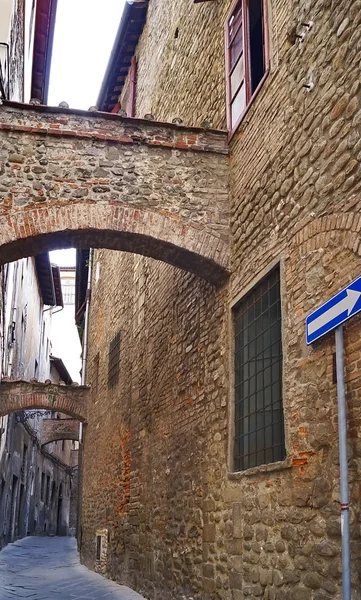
[
  {"xmin": 51, "ymin": 269, "xmax": 81, "ymax": 383},
  {"xmin": 0, "ymin": 0, "xmax": 13, "ymax": 41}
]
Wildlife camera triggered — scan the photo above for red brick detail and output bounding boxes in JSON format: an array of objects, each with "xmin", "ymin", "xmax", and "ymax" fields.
[
  {"xmin": 0, "ymin": 104, "xmax": 230, "ymax": 284},
  {"xmin": 0, "ymin": 204, "xmax": 229, "ymax": 285},
  {"xmin": 41, "ymin": 418, "xmax": 81, "ymax": 446},
  {"xmin": 0, "ymin": 102, "xmax": 229, "ymax": 154},
  {"xmin": 0, "ymin": 380, "xmax": 89, "ymax": 421}
]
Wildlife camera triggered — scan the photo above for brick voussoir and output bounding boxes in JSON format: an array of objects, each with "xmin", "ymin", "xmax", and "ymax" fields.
[{"xmin": 0, "ymin": 380, "xmax": 89, "ymax": 421}]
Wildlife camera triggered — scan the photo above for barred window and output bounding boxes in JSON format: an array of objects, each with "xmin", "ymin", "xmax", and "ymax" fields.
[
  {"xmin": 108, "ymin": 332, "xmax": 121, "ymax": 389},
  {"xmin": 233, "ymin": 267, "xmax": 285, "ymax": 471}
]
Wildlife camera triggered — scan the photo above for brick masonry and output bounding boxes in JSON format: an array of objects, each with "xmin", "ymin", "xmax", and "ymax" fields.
[
  {"xmin": 40, "ymin": 418, "xmax": 80, "ymax": 446},
  {"xmin": 0, "ymin": 103, "xmax": 230, "ymax": 284},
  {"xmin": 0, "ymin": 380, "xmax": 89, "ymax": 421},
  {"xmin": 0, "ymin": 0, "xmax": 360, "ymax": 598},
  {"xmin": 80, "ymin": 0, "xmax": 361, "ymax": 599}
]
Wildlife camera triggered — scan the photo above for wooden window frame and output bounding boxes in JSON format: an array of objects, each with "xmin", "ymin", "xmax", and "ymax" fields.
[{"xmin": 225, "ymin": 0, "xmax": 269, "ymax": 138}]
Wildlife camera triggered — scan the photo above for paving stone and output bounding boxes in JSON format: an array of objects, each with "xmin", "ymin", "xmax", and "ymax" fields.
[{"xmin": 0, "ymin": 537, "xmax": 146, "ymax": 600}]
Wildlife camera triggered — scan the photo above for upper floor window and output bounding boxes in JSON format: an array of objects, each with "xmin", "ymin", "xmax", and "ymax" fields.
[
  {"xmin": 233, "ymin": 266, "xmax": 285, "ymax": 471},
  {"xmin": 225, "ymin": 0, "xmax": 268, "ymax": 133}
]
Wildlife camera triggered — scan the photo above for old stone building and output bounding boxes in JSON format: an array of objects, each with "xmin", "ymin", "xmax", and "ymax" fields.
[
  {"xmin": 0, "ymin": 254, "xmax": 76, "ymax": 546},
  {"xmin": 0, "ymin": 0, "xmax": 79, "ymax": 549},
  {"xmin": 0, "ymin": 0, "xmax": 360, "ymax": 598},
  {"xmin": 77, "ymin": 1, "xmax": 361, "ymax": 599}
]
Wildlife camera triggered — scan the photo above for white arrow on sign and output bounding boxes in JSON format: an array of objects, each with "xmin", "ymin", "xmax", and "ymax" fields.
[{"xmin": 307, "ymin": 288, "xmax": 361, "ymax": 336}]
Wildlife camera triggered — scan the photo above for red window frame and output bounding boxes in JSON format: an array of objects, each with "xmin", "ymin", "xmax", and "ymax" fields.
[{"xmin": 225, "ymin": 0, "xmax": 269, "ymax": 137}]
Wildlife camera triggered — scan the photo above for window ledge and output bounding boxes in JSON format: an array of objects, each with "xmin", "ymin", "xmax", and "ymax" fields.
[{"xmin": 228, "ymin": 456, "xmax": 292, "ymax": 479}]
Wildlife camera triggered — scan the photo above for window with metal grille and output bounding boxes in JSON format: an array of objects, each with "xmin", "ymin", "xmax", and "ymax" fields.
[
  {"xmin": 233, "ymin": 266, "xmax": 285, "ymax": 471},
  {"xmin": 108, "ymin": 332, "xmax": 121, "ymax": 388}
]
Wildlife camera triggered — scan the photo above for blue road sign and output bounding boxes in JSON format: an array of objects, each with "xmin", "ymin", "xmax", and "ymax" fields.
[{"xmin": 306, "ymin": 275, "xmax": 361, "ymax": 344}]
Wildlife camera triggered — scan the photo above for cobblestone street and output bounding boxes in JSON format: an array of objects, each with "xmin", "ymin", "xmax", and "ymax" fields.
[{"xmin": 0, "ymin": 537, "xmax": 146, "ymax": 600}]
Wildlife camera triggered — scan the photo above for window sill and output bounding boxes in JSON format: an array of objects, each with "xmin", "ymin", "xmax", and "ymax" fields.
[
  {"xmin": 228, "ymin": 456, "xmax": 292, "ymax": 479},
  {"xmin": 228, "ymin": 68, "xmax": 269, "ymax": 142}
]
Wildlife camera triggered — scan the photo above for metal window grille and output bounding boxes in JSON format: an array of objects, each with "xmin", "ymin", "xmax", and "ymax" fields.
[
  {"xmin": 233, "ymin": 266, "xmax": 285, "ymax": 471},
  {"xmin": 108, "ymin": 332, "xmax": 121, "ymax": 389}
]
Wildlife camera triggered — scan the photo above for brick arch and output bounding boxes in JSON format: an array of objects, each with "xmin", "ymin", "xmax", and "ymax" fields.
[
  {"xmin": 0, "ymin": 380, "xmax": 88, "ymax": 422},
  {"xmin": 290, "ymin": 213, "xmax": 361, "ymax": 257},
  {"xmin": 0, "ymin": 204, "xmax": 228, "ymax": 285},
  {"xmin": 40, "ymin": 418, "xmax": 80, "ymax": 447},
  {"xmin": 0, "ymin": 103, "xmax": 230, "ymax": 285}
]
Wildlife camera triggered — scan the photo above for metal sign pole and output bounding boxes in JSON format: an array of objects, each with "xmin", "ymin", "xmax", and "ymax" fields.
[{"xmin": 335, "ymin": 325, "xmax": 351, "ymax": 600}]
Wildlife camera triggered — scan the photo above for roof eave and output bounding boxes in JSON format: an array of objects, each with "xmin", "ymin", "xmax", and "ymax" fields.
[
  {"xmin": 30, "ymin": 0, "xmax": 58, "ymax": 103},
  {"xmin": 97, "ymin": 0, "xmax": 149, "ymax": 112},
  {"xmin": 50, "ymin": 355, "xmax": 73, "ymax": 385},
  {"xmin": 35, "ymin": 253, "xmax": 56, "ymax": 306},
  {"xmin": 52, "ymin": 264, "xmax": 64, "ymax": 307}
]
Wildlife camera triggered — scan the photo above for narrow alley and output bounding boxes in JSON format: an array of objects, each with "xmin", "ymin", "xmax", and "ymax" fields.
[
  {"xmin": 1, "ymin": 0, "xmax": 361, "ymax": 598},
  {"xmin": 0, "ymin": 537, "xmax": 146, "ymax": 600}
]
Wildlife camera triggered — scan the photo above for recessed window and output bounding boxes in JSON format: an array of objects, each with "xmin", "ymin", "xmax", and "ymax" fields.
[
  {"xmin": 96, "ymin": 535, "xmax": 102, "ymax": 560},
  {"xmin": 93, "ymin": 353, "xmax": 100, "ymax": 395},
  {"xmin": 46, "ymin": 475, "xmax": 50, "ymax": 505},
  {"xmin": 108, "ymin": 332, "xmax": 121, "ymax": 389},
  {"xmin": 233, "ymin": 266, "xmax": 285, "ymax": 471},
  {"xmin": 225, "ymin": 0, "xmax": 268, "ymax": 132},
  {"xmin": 40, "ymin": 472, "xmax": 45, "ymax": 501}
]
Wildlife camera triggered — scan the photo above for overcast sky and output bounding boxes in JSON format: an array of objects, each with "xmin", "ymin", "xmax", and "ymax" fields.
[
  {"xmin": 49, "ymin": 0, "xmax": 125, "ymax": 266},
  {"xmin": 48, "ymin": 0, "xmax": 125, "ymax": 110}
]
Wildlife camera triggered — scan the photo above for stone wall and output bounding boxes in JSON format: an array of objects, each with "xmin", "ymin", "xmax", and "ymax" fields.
[
  {"xmin": 81, "ymin": 0, "xmax": 361, "ymax": 598},
  {"xmin": 126, "ymin": 0, "xmax": 232, "ymax": 128},
  {"xmin": 0, "ymin": 103, "xmax": 229, "ymax": 283},
  {"xmin": 82, "ymin": 251, "xmax": 228, "ymax": 598}
]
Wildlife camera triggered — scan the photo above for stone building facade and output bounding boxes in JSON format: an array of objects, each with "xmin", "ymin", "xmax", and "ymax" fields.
[
  {"xmin": 79, "ymin": 0, "xmax": 361, "ymax": 599},
  {"xmin": 0, "ymin": 0, "xmax": 360, "ymax": 598},
  {"xmin": 0, "ymin": 0, "xmax": 81, "ymax": 550},
  {"xmin": 0, "ymin": 255, "xmax": 75, "ymax": 547}
]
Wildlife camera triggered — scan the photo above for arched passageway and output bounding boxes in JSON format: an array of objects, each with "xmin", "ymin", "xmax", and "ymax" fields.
[
  {"xmin": 0, "ymin": 380, "xmax": 89, "ymax": 422},
  {"xmin": 40, "ymin": 418, "xmax": 80, "ymax": 446},
  {"xmin": 0, "ymin": 102, "xmax": 230, "ymax": 285}
]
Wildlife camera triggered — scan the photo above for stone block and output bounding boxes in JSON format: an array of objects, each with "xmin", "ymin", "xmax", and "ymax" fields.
[{"xmin": 203, "ymin": 524, "xmax": 216, "ymax": 542}]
